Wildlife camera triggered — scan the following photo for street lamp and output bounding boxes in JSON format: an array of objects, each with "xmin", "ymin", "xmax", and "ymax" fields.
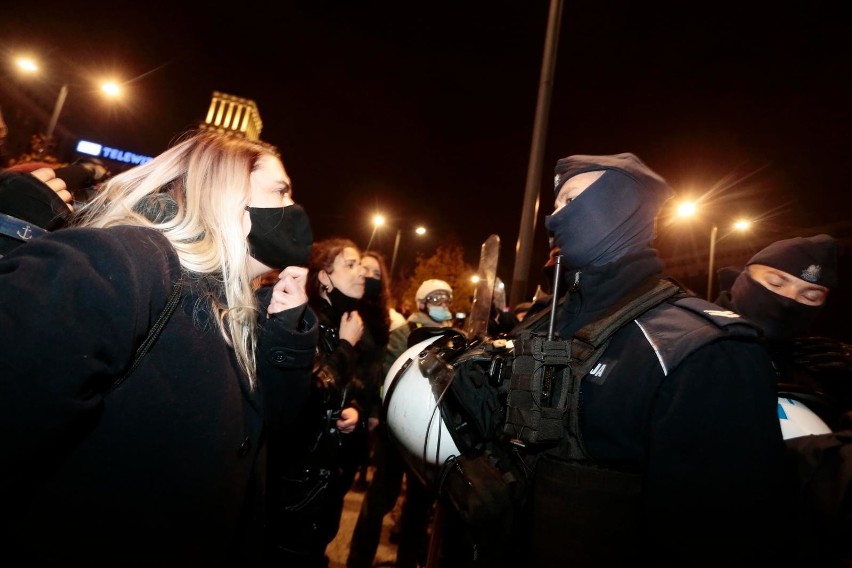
[
  {"xmin": 13, "ymin": 56, "xmax": 122, "ymax": 156},
  {"xmin": 45, "ymin": 83, "xmax": 68, "ymax": 144},
  {"xmin": 675, "ymin": 200, "xmax": 751, "ymax": 300},
  {"xmin": 366, "ymin": 213, "xmax": 385, "ymax": 251},
  {"xmin": 364, "ymin": 213, "xmax": 427, "ymax": 277},
  {"xmin": 390, "ymin": 226, "xmax": 426, "ymax": 279}
]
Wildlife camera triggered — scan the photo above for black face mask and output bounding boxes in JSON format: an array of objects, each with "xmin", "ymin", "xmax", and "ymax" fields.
[
  {"xmin": 363, "ymin": 277, "xmax": 382, "ymax": 300},
  {"xmin": 327, "ymin": 283, "xmax": 361, "ymax": 313},
  {"xmin": 246, "ymin": 204, "xmax": 313, "ymax": 269},
  {"xmin": 730, "ymin": 272, "xmax": 822, "ymax": 342}
]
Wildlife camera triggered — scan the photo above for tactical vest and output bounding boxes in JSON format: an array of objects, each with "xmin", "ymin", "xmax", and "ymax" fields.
[{"xmin": 423, "ymin": 278, "xmax": 761, "ymax": 565}]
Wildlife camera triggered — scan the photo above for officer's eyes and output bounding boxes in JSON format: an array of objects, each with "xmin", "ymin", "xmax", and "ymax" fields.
[{"xmin": 801, "ymin": 289, "xmax": 827, "ymax": 303}]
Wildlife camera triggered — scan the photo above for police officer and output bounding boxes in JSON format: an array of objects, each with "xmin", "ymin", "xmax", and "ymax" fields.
[
  {"xmin": 715, "ymin": 234, "xmax": 851, "ymax": 429},
  {"xmin": 514, "ymin": 153, "xmax": 788, "ymax": 566}
]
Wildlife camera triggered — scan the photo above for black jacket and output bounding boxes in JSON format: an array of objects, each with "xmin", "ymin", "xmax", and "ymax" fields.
[
  {"xmin": 520, "ymin": 251, "xmax": 789, "ymax": 566},
  {"xmin": 263, "ymin": 295, "xmax": 363, "ymax": 557},
  {"xmin": 0, "ymin": 226, "xmax": 317, "ymax": 567}
]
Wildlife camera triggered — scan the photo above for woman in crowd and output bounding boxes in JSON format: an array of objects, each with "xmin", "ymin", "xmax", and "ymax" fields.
[
  {"xmin": 351, "ymin": 250, "xmax": 393, "ymax": 489},
  {"xmin": 266, "ymin": 237, "xmax": 366, "ymax": 567},
  {"xmin": 0, "ymin": 130, "xmax": 318, "ymax": 567}
]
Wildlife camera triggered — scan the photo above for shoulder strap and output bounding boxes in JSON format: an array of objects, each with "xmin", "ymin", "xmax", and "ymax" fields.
[
  {"xmin": 570, "ymin": 279, "xmax": 682, "ymax": 377},
  {"xmin": 109, "ymin": 275, "xmax": 183, "ymax": 392},
  {"xmin": 557, "ymin": 279, "xmax": 682, "ymax": 460},
  {"xmin": 0, "ymin": 212, "xmax": 50, "ymax": 243}
]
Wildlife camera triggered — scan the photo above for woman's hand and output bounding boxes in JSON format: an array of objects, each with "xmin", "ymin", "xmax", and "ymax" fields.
[
  {"xmin": 338, "ymin": 310, "xmax": 364, "ymax": 346},
  {"xmin": 30, "ymin": 167, "xmax": 73, "ymax": 212},
  {"xmin": 337, "ymin": 406, "xmax": 359, "ymax": 434},
  {"xmin": 267, "ymin": 266, "xmax": 308, "ymax": 316}
]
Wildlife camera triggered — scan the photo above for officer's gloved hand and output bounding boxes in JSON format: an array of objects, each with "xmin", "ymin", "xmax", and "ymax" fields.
[{"xmin": 791, "ymin": 336, "xmax": 852, "ymax": 373}]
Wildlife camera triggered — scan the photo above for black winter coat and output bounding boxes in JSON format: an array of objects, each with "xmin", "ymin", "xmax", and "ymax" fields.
[
  {"xmin": 0, "ymin": 226, "xmax": 317, "ymax": 567},
  {"xmin": 263, "ymin": 296, "xmax": 363, "ymax": 558}
]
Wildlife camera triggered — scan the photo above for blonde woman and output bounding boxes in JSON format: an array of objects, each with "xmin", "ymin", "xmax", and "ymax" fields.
[{"xmin": 0, "ymin": 130, "xmax": 317, "ymax": 566}]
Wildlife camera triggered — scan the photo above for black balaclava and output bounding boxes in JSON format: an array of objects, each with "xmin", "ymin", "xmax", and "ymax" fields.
[
  {"xmin": 543, "ymin": 153, "xmax": 673, "ymax": 270},
  {"xmin": 730, "ymin": 272, "xmax": 822, "ymax": 342},
  {"xmin": 746, "ymin": 234, "xmax": 838, "ymax": 289},
  {"xmin": 246, "ymin": 204, "xmax": 313, "ymax": 269},
  {"xmin": 729, "ymin": 233, "xmax": 838, "ymax": 342}
]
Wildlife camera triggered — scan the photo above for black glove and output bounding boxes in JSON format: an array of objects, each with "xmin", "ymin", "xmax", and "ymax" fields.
[{"xmin": 791, "ymin": 336, "xmax": 852, "ymax": 373}]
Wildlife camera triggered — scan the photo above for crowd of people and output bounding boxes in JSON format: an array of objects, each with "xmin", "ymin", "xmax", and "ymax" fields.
[{"xmin": 0, "ymin": 132, "xmax": 850, "ymax": 568}]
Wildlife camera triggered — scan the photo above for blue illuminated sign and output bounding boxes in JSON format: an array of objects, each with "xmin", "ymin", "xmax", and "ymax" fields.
[{"xmin": 76, "ymin": 139, "xmax": 153, "ymax": 166}]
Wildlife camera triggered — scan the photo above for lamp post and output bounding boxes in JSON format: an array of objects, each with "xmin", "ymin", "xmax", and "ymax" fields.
[
  {"xmin": 675, "ymin": 201, "xmax": 752, "ymax": 301},
  {"xmin": 13, "ymin": 56, "xmax": 122, "ymax": 158},
  {"xmin": 44, "ymin": 83, "xmax": 68, "ymax": 148},
  {"xmin": 390, "ymin": 229, "xmax": 402, "ymax": 277},
  {"xmin": 389, "ymin": 226, "xmax": 426, "ymax": 279},
  {"xmin": 706, "ymin": 224, "xmax": 718, "ymax": 301},
  {"xmin": 364, "ymin": 213, "xmax": 427, "ymax": 277}
]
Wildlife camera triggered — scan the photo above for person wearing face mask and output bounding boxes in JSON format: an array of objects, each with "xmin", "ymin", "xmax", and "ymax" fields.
[
  {"xmin": 439, "ymin": 153, "xmax": 789, "ymax": 567},
  {"xmin": 345, "ymin": 252, "xmax": 400, "ymax": 565},
  {"xmin": 346, "ymin": 278, "xmax": 457, "ymax": 568},
  {"xmin": 714, "ymin": 235, "xmax": 852, "ymax": 566},
  {"xmin": 384, "ymin": 279, "xmax": 456, "ymax": 376},
  {"xmin": 350, "ymin": 251, "xmax": 392, "ymax": 492},
  {"xmin": 266, "ymin": 237, "xmax": 366, "ymax": 568},
  {"xmin": 0, "ymin": 130, "xmax": 318, "ymax": 566},
  {"xmin": 715, "ymin": 235, "xmax": 851, "ymax": 429}
]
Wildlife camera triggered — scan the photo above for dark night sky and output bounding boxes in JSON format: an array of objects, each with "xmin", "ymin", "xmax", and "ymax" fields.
[{"xmin": 1, "ymin": 1, "xmax": 850, "ymax": 299}]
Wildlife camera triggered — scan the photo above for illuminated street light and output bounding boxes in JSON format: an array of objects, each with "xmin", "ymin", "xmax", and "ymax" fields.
[
  {"xmin": 366, "ymin": 213, "xmax": 385, "ymax": 251},
  {"xmin": 16, "ymin": 57, "xmax": 38, "ymax": 73},
  {"xmin": 13, "ymin": 55, "xmax": 123, "ymax": 156},
  {"xmin": 364, "ymin": 214, "xmax": 427, "ymax": 277},
  {"xmin": 390, "ymin": 225, "xmax": 427, "ymax": 279},
  {"xmin": 675, "ymin": 200, "xmax": 752, "ymax": 300},
  {"xmin": 676, "ymin": 201, "xmax": 697, "ymax": 217},
  {"xmin": 101, "ymin": 82, "xmax": 121, "ymax": 97}
]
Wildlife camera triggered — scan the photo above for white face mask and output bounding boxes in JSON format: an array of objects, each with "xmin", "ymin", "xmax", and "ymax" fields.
[{"xmin": 428, "ymin": 305, "xmax": 453, "ymax": 322}]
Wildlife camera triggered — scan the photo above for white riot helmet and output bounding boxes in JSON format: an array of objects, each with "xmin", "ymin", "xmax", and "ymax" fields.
[
  {"xmin": 416, "ymin": 279, "xmax": 453, "ymax": 307},
  {"xmin": 777, "ymin": 396, "xmax": 832, "ymax": 440},
  {"xmin": 382, "ymin": 331, "xmax": 468, "ymax": 485},
  {"xmin": 383, "ymin": 335, "xmax": 459, "ymax": 460}
]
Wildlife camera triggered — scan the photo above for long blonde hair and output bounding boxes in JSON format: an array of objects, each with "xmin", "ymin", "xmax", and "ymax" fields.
[{"xmin": 75, "ymin": 130, "xmax": 275, "ymax": 388}]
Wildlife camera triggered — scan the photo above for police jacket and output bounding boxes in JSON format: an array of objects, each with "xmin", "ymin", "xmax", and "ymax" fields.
[
  {"xmin": 519, "ymin": 250, "xmax": 789, "ymax": 567},
  {"xmin": 0, "ymin": 226, "xmax": 318, "ymax": 567},
  {"xmin": 715, "ymin": 289, "xmax": 852, "ymax": 430}
]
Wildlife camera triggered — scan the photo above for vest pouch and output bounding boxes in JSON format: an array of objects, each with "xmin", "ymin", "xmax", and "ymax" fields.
[
  {"xmin": 502, "ymin": 334, "xmax": 573, "ymax": 445},
  {"xmin": 439, "ymin": 453, "xmax": 526, "ymax": 565},
  {"xmin": 528, "ymin": 454, "xmax": 644, "ymax": 566}
]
